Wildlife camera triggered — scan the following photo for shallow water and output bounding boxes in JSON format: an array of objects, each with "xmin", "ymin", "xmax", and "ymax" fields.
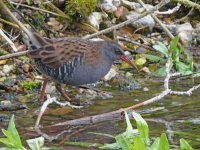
[{"xmin": 0, "ymin": 77, "xmax": 200, "ymax": 149}]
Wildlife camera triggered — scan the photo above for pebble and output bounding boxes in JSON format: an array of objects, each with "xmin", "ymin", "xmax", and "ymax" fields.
[{"xmin": 3, "ymin": 65, "xmax": 15, "ymax": 74}]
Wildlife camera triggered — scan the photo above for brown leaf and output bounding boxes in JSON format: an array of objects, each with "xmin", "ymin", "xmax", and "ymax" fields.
[{"xmin": 115, "ymin": 6, "xmax": 129, "ymax": 18}]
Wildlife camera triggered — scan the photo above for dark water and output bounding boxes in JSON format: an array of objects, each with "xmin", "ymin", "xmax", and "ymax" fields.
[{"xmin": 0, "ymin": 78, "xmax": 200, "ymax": 149}]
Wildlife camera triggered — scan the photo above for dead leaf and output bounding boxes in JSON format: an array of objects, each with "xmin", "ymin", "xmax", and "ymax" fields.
[{"xmin": 115, "ymin": 6, "xmax": 129, "ymax": 18}]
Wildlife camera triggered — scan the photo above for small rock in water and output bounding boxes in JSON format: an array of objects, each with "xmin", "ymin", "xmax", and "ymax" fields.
[
  {"xmin": 1, "ymin": 100, "xmax": 12, "ymax": 107},
  {"xmin": 143, "ymin": 87, "xmax": 149, "ymax": 92},
  {"xmin": 111, "ymin": 73, "xmax": 140, "ymax": 91},
  {"xmin": 76, "ymin": 88, "xmax": 113, "ymax": 100}
]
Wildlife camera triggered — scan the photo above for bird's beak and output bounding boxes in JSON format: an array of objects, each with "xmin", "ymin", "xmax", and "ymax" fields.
[{"xmin": 121, "ymin": 55, "xmax": 138, "ymax": 71}]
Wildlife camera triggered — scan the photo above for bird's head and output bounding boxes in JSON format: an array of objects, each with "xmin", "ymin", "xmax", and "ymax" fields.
[{"xmin": 105, "ymin": 41, "xmax": 138, "ymax": 70}]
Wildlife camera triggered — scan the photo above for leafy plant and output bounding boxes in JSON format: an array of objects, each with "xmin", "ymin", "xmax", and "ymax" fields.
[
  {"xmin": 65, "ymin": 0, "xmax": 97, "ymax": 20},
  {"xmin": 19, "ymin": 80, "xmax": 40, "ymax": 90},
  {"xmin": 146, "ymin": 37, "xmax": 193, "ymax": 76},
  {"xmin": 0, "ymin": 115, "xmax": 25, "ymax": 149},
  {"xmin": 65, "ymin": 112, "xmax": 194, "ymax": 150},
  {"xmin": 0, "ymin": 115, "xmax": 49, "ymax": 150}
]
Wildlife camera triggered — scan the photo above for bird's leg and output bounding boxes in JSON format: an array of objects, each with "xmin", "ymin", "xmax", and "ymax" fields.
[
  {"xmin": 55, "ymin": 84, "xmax": 72, "ymax": 101},
  {"xmin": 39, "ymin": 78, "xmax": 48, "ymax": 102}
]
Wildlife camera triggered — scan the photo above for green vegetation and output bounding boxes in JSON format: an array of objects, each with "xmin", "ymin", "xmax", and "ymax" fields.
[
  {"xmin": 65, "ymin": 112, "xmax": 193, "ymax": 150},
  {"xmin": 19, "ymin": 80, "xmax": 40, "ymax": 90},
  {"xmin": 0, "ymin": 111, "xmax": 194, "ymax": 150},
  {"xmin": 0, "ymin": 115, "xmax": 52, "ymax": 150},
  {"xmin": 65, "ymin": 0, "xmax": 97, "ymax": 20},
  {"xmin": 145, "ymin": 36, "xmax": 193, "ymax": 76}
]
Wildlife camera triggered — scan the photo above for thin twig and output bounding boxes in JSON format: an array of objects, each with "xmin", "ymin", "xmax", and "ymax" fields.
[{"xmin": 0, "ymin": 29, "xmax": 18, "ymax": 52}]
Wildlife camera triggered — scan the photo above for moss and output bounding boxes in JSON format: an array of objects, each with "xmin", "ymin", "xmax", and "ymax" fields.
[
  {"xmin": 65, "ymin": 0, "xmax": 97, "ymax": 21},
  {"xmin": 19, "ymin": 80, "xmax": 40, "ymax": 90}
]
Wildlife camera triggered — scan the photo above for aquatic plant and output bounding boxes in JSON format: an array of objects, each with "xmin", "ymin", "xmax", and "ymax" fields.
[{"xmin": 65, "ymin": 112, "xmax": 194, "ymax": 150}]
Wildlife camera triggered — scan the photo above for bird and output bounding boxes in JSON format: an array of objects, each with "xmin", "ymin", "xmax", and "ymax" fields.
[{"xmin": 26, "ymin": 32, "xmax": 137, "ymax": 101}]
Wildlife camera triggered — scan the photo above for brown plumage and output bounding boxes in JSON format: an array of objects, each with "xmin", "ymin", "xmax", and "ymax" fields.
[{"xmin": 27, "ymin": 32, "xmax": 136, "ymax": 101}]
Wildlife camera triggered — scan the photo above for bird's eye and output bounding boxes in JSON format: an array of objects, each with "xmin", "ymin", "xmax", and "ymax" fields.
[{"xmin": 115, "ymin": 49, "xmax": 122, "ymax": 54}]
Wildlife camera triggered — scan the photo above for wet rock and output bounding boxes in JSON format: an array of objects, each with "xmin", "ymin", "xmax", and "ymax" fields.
[
  {"xmin": 143, "ymin": 87, "xmax": 149, "ymax": 92},
  {"xmin": 76, "ymin": 88, "xmax": 113, "ymax": 100},
  {"xmin": 3, "ymin": 65, "xmax": 15, "ymax": 74},
  {"xmin": 122, "ymin": 11, "xmax": 155, "ymax": 32},
  {"xmin": 103, "ymin": 67, "xmax": 118, "ymax": 81},
  {"xmin": 176, "ymin": 23, "xmax": 193, "ymax": 45},
  {"xmin": 97, "ymin": 0, "xmax": 120, "ymax": 13},
  {"xmin": 88, "ymin": 12, "xmax": 107, "ymax": 30},
  {"xmin": 45, "ymin": 83, "xmax": 56, "ymax": 94},
  {"xmin": 1, "ymin": 100, "xmax": 12, "ymax": 107},
  {"xmin": 0, "ymin": 114, "xmax": 9, "ymax": 122},
  {"xmin": 109, "ymin": 73, "xmax": 140, "ymax": 91},
  {"xmin": 0, "ymin": 101, "xmax": 26, "ymax": 111}
]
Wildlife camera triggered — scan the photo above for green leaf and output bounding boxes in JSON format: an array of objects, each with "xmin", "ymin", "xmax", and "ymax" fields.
[
  {"xmin": 170, "ymin": 36, "xmax": 180, "ymax": 62},
  {"xmin": 0, "ymin": 147, "xmax": 8, "ymax": 150},
  {"xmin": 153, "ymin": 42, "xmax": 169, "ymax": 57},
  {"xmin": 133, "ymin": 136, "xmax": 146, "ymax": 150},
  {"xmin": 26, "ymin": 137, "xmax": 44, "ymax": 150},
  {"xmin": 132, "ymin": 112, "xmax": 149, "ymax": 145},
  {"xmin": 180, "ymin": 138, "xmax": 193, "ymax": 150},
  {"xmin": 124, "ymin": 112, "xmax": 135, "ymax": 138},
  {"xmin": 115, "ymin": 134, "xmax": 133, "ymax": 150},
  {"xmin": 150, "ymin": 138, "xmax": 160, "ymax": 150},
  {"xmin": 135, "ymin": 57, "xmax": 146, "ymax": 66},
  {"xmin": 176, "ymin": 62, "xmax": 193, "ymax": 74},
  {"xmin": 7, "ymin": 115, "xmax": 22, "ymax": 148},
  {"xmin": 0, "ymin": 138, "xmax": 15, "ymax": 148},
  {"xmin": 64, "ymin": 141, "xmax": 101, "ymax": 148},
  {"xmin": 170, "ymin": 36, "xmax": 179, "ymax": 53},
  {"xmin": 144, "ymin": 54, "xmax": 166, "ymax": 63},
  {"xmin": 99, "ymin": 143, "xmax": 118, "ymax": 149},
  {"xmin": 158, "ymin": 133, "xmax": 169, "ymax": 150},
  {"xmin": 154, "ymin": 66, "xmax": 166, "ymax": 77}
]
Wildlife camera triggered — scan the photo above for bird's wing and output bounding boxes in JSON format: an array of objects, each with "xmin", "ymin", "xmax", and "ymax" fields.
[{"xmin": 28, "ymin": 37, "xmax": 103, "ymax": 68}]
